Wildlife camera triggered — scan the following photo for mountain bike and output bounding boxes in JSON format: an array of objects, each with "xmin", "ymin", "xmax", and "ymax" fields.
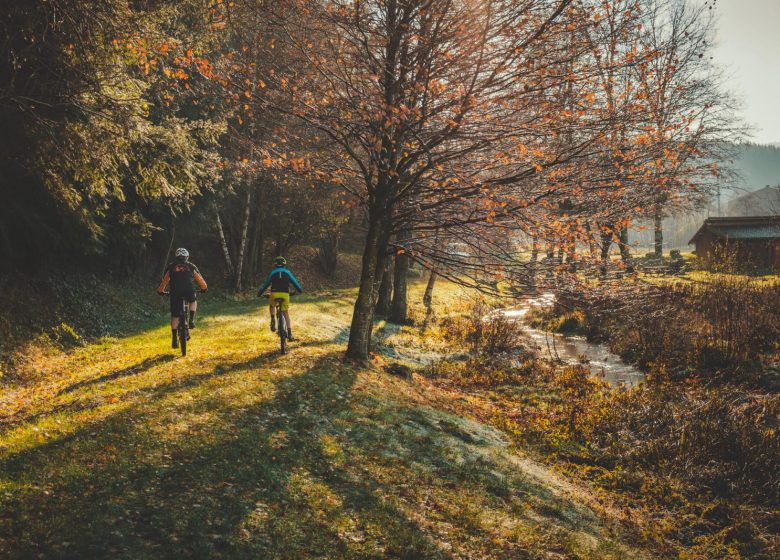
[
  {"xmin": 264, "ymin": 293, "xmax": 295, "ymax": 354},
  {"xmin": 162, "ymin": 291, "xmax": 199, "ymax": 357}
]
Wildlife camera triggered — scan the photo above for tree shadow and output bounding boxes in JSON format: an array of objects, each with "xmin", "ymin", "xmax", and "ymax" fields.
[
  {"xmin": 0, "ymin": 352, "xmax": 455, "ymax": 559},
  {"xmin": 1, "ymin": 350, "xmax": 615, "ymax": 559},
  {"xmin": 56, "ymin": 354, "xmax": 175, "ymax": 396}
]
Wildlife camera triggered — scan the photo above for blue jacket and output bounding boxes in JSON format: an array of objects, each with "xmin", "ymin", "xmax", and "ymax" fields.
[{"xmin": 259, "ymin": 267, "xmax": 303, "ymax": 295}]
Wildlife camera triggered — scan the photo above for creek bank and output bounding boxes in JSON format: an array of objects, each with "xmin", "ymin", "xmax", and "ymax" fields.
[{"xmin": 496, "ymin": 293, "xmax": 645, "ymax": 387}]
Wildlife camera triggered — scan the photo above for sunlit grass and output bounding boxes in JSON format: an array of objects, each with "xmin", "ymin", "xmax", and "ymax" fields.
[{"xmin": 0, "ymin": 286, "xmax": 649, "ymax": 559}]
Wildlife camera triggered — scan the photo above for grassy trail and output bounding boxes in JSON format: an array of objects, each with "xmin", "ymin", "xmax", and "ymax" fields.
[{"xmin": 1, "ymin": 290, "xmax": 650, "ymax": 559}]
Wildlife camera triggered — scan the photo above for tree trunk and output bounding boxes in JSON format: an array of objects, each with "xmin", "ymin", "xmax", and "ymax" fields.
[
  {"xmin": 389, "ymin": 233, "xmax": 410, "ymax": 324},
  {"xmin": 564, "ymin": 241, "xmax": 576, "ymax": 272},
  {"xmin": 422, "ymin": 270, "xmax": 437, "ymax": 308},
  {"xmin": 619, "ymin": 226, "xmax": 633, "ymax": 272},
  {"xmin": 346, "ymin": 217, "xmax": 386, "ymax": 360},
  {"xmin": 654, "ymin": 204, "xmax": 663, "ymax": 258},
  {"xmin": 600, "ymin": 227, "xmax": 612, "ymax": 277},
  {"xmin": 248, "ymin": 216, "xmax": 264, "ymax": 278},
  {"xmin": 214, "ymin": 204, "xmax": 234, "ymax": 277},
  {"xmin": 316, "ymin": 234, "xmax": 340, "ymax": 277},
  {"xmin": 161, "ymin": 217, "xmax": 176, "ymax": 279},
  {"xmin": 234, "ymin": 188, "xmax": 252, "ymax": 292},
  {"xmin": 527, "ymin": 235, "xmax": 539, "ymax": 294},
  {"xmin": 422, "ymin": 270, "xmax": 438, "ymax": 322},
  {"xmin": 585, "ymin": 222, "xmax": 597, "ymax": 259},
  {"xmin": 247, "ymin": 186, "xmax": 265, "ymax": 278},
  {"xmin": 376, "ymin": 255, "xmax": 394, "ymax": 315}
]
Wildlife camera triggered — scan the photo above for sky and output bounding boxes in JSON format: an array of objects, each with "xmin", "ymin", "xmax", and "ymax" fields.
[{"xmin": 711, "ymin": 0, "xmax": 780, "ymax": 145}]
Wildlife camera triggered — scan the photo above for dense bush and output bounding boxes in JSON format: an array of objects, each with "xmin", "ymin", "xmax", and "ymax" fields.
[
  {"xmin": 591, "ymin": 386, "xmax": 780, "ymax": 504},
  {"xmin": 527, "ymin": 308, "xmax": 588, "ymax": 335}
]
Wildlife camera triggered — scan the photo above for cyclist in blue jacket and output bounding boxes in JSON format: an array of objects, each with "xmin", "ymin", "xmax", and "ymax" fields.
[{"xmin": 258, "ymin": 256, "xmax": 303, "ymax": 340}]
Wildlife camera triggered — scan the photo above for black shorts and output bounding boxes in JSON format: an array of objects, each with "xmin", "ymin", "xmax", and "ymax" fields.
[{"xmin": 170, "ymin": 290, "xmax": 196, "ymax": 316}]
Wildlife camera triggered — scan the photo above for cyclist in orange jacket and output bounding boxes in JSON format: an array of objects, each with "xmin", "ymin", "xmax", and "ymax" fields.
[{"xmin": 157, "ymin": 248, "xmax": 208, "ymax": 348}]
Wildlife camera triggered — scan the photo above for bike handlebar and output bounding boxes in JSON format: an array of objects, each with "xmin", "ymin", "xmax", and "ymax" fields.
[{"xmin": 159, "ymin": 290, "xmax": 205, "ymax": 296}]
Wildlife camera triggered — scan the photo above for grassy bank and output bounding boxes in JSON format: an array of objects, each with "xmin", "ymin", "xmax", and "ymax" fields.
[
  {"xmin": 0, "ymin": 286, "xmax": 649, "ymax": 559},
  {"xmin": 3, "ymin": 271, "xmax": 777, "ymax": 558},
  {"xmin": 462, "ymin": 279, "xmax": 780, "ymax": 559}
]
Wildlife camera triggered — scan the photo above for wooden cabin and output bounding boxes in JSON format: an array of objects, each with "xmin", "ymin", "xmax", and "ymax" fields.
[{"xmin": 689, "ymin": 216, "xmax": 780, "ymax": 269}]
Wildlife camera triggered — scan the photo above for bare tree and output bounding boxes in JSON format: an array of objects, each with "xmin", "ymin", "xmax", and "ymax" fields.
[
  {"xmin": 637, "ymin": 0, "xmax": 742, "ymax": 257},
  {"xmin": 216, "ymin": 0, "xmax": 737, "ymax": 359}
]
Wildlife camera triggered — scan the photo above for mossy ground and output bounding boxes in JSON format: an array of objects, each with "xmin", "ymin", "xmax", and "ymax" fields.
[{"xmin": 0, "ymin": 286, "xmax": 650, "ymax": 559}]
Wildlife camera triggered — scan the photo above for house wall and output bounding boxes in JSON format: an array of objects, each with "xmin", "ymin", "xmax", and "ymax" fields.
[
  {"xmin": 694, "ymin": 233, "xmax": 717, "ymax": 261},
  {"xmin": 695, "ymin": 234, "xmax": 780, "ymax": 269},
  {"xmin": 736, "ymin": 239, "xmax": 774, "ymax": 268}
]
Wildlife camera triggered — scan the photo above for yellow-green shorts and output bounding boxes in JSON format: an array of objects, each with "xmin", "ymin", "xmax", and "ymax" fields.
[{"xmin": 270, "ymin": 292, "xmax": 290, "ymax": 311}]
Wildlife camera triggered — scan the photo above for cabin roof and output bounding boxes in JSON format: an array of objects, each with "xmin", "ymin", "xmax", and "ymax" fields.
[{"xmin": 688, "ymin": 216, "xmax": 780, "ymax": 245}]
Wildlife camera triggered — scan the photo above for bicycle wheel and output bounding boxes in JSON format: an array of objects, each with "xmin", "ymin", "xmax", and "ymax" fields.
[
  {"xmin": 179, "ymin": 303, "xmax": 188, "ymax": 357},
  {"xmin": 179, "ymin": 324, "xmax": 187, "ymax": 356},
  {"xmin": 278, "ymin": 306, "xmax": 287, "ymax": 355}
]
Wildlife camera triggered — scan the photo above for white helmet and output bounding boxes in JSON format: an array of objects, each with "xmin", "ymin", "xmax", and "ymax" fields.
[{"xmin": 175, "ymin": 248, "xmax": 189, "ymax": 259}]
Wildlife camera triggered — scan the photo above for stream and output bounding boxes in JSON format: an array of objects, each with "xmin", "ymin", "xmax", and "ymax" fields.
[{"xmin": 501, "ymin": 294, "xmax": 646, "ymax": 388}]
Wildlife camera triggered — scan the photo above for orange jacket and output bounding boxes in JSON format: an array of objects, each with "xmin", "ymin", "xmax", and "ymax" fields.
[{"xmin": 157, "ymin": 261, "xmax": 208, "ymax": 294}]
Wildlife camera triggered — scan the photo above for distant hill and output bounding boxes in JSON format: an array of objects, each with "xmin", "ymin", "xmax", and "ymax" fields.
[
  {"xmin": 730, "ymin": 142, "xmax": 780, "ymax": 193},
  {"xmin": 630, "ymin": 143, "xmax": 780, "ymax": 250},
  {"xmin": 725, "ymin": 186, "xmax": 780, "ymax": 216}
]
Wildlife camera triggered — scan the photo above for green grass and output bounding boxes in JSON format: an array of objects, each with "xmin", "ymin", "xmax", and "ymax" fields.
[{"xmin": 0, "ymin": 288, "xmax": 650, "ymax": 559}]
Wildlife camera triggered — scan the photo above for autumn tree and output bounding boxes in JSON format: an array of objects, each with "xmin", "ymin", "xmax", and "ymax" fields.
[
  {"xmin": 210, "ymin": 0, "xmax": 738, "ymax": 358},
  {"xmin": 274, "ymin": 0, "xmax": 592, "ymax": 358},
  {"xmin": 636, "ymin": 0, "xmax": 740, "ymax": 257},
  {"xmin": 234, "ymin": 0, "xmax": 670, "ymax": 358}
]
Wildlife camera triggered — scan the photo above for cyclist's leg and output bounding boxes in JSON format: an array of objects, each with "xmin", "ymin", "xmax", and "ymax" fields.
[
  {"xmin": 268, "ymin": 295, "xmax": 277, "ymax": 331},
  {"xmin": 187, "ymin": 292, "xmax": 198, "ymax": 327},
  {"xmin": 170, "ymin": 294, "xmax": 181, "ymax": 347},
  {"xmin": 170, "ymin": 293, "xmax": 182, "ymax": 330},
  {"xmin": 279, "ymin": 294, "xmax": 293, "ymax": 339}
]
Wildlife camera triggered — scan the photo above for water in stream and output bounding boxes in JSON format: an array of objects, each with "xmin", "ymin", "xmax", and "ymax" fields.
[{"xmin": 500, "ymin": 294, "xmax": 645, "ymax": 388}]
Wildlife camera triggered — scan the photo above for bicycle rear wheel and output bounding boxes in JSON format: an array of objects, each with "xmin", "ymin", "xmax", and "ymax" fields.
[
  {"xmin": 179, "ymin": 302, "xmax": 188, "ymax": 357},
  {"xmin": 179, "ymin": 323, "xmax": 187, "ymax": 356},
  {"xmin": 277, "ymin": 306, "xmax": 287, "ymax": 355}
]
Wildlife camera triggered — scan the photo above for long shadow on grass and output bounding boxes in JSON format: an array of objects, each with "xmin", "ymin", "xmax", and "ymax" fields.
[
  {"xmin": 56, "ymin": 354, "xmax": 175, "ymax": 396},
  {"xmin": 0, "ymin": 352, "xmax": 454, "ymax": 559},
  {"xmin": 0, "ymin": 348, "xmax": 599, "ymax": 559}
]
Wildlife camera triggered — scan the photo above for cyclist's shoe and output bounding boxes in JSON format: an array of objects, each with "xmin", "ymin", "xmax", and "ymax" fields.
[
  {"xmin": 287, "ymin": 329, "xmax": 294, "ymax": 342},
  {"xmin": 270, "ymin": 318, "xmax": 276, "ymax": 332},
  {"xmin": 188, "ymin": 319, "xmax": 196, "ymax": 329}
]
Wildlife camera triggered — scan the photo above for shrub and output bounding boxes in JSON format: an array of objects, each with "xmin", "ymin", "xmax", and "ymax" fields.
[
  {"xmin": 508, "ymin": 369, "xmax": 780, "ymax": 556},
  {"xmin": 425, "ymin": 356, "xmax": 535, "ymax": 388},
  {"xmin": 591, "ymin": 386, "xmax": 780, "ymax": 506},
  {"xmin": 438, "ymin": 299, "xmax": 523, "ymax": 357}
]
